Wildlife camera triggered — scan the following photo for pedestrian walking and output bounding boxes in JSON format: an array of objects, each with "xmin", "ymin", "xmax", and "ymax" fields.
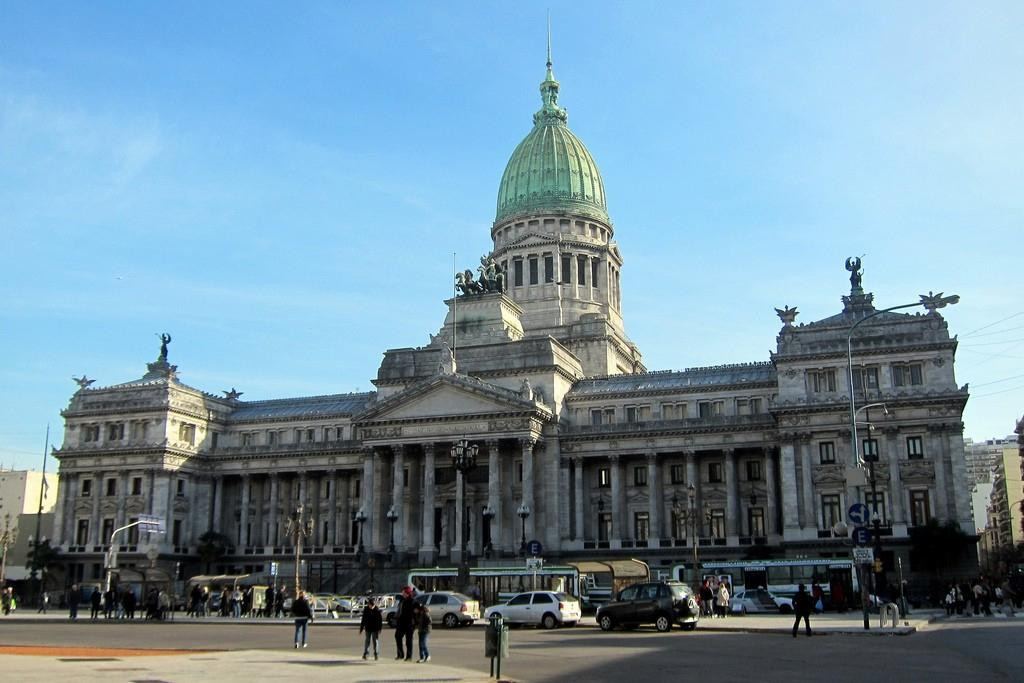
[
  {"xmin": 359, "ymin": 597, "xmax": 382, "ymax": 660},
  {"xmin": 699, "ymin": 580, "xmax": 714, "ymax": 618},
  {"xmin": 68, "ymin": 584, "xmax": 81, "ymax": 620},
  {"xmin": 123, "ymin": 587, "xmax": 136, "ymax": 620},
  {"xmin": 792, "ymin": 583, "xmax": 812, "ymax": 637},
  {"xmin": 292, "ymin": 590, "xmax": 313, "ymax": 648},
  {"xmin": 90, "ymin": 588, "xmax": 102, "ymax": 620},
  {"xmin": 38, "ymin": 591, "xmax": 50, "ymax": 614},
  {"xmin": 715, "ymin": 581, "xmax": 730, "ymax": 618},
  {"xmin": 265, "ymin": 585, "xmax": 275, "ymax": 618},
  {"xmin": 231, "ymin": 586, "xmax": 243, "ymax": 618},
  {"xmin": 415, "ymin": 602, "xmax": 432, "ymax": 663},
  {"xmin": 394, "ymin": 586, "xmax": 416, "ymax": 660}
]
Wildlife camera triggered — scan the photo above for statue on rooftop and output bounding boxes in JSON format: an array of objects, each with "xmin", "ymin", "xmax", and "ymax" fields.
[
  {"xmin": 158, "ymin": 333, "xmax": 172, "ymax": 362},
  {"xmin": 845, "ymin": 257, "xmax": 863, "ymax": 293},
  {"xmin": 72, "ymin": 375, "xmax": 95, "ymax": 389}
]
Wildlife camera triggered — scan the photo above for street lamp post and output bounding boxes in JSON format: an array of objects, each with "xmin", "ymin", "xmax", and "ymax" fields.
[
  {"xmin": 285, "ymin": 506, "xmax": 313, "ymax": 598},
  {"xmin": 481, "ymin": 505, "xmax": 495, "ymax": 559},
  {"xmin": 846, "ymin": 289, "xmax": 959, "ymax": 630},
  {"xmin": 671, "ymin": 483, "xmax": 700, "ymax": 586},
  {"xmin": 517, "ymin": 503, "xmax": 531, "ymax": 556},
  {"xmin": 386, "ymin": 505, "xmax": 398, "ymax": 561},
  {"xmin": 354, "ymin": 507, "xmax": 367, "ymax": 560},
  {"xmin": 450, "ymin": 439, "xmax": 478, "ymax": 587}
]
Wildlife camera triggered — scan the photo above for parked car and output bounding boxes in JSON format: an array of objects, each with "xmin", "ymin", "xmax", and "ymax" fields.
[
  {"xmin": 596, "ymin": 581, "xmax": 699, "ymax": 632},
  {"xmin": 383, "ymin": 591, "xmax": 480, "ymax": 628},
  {"xmin": 483, "ymin": 591, "xmax": 581, "ymax": 629},
  {"xmin": 730, "ymin": 588, "xmax": 793, "ymax": 615}
]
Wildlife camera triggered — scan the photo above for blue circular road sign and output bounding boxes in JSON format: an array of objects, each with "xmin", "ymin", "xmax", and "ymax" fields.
[
  {"xmin": 526, "ymin": 540, "xmax": 543, "ymax": 556},
  {"xmin": 848, "ymin": 503, "xmax": 870, "ymax": 526},
  {"xmin": 852, "ymin": 526, "xmax": 871, "ymax": 546}
]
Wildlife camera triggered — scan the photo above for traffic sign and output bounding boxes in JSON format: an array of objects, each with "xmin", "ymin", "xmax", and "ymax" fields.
[
  {"xmin": 526, "ymin": 539, "xmax": 543, "ymax": 556},
  {"xmin": 526, "ymin": 557, "xmax": 543, "ymax": 571},
  {"xmin": 852, "ymin": 526, "xmax": 871, "ymax": 546},
  {"xmin": 847, "ymin": 503, "xmax": 870, "ymax": 526},
  {"xmin": 270, "ymin": 562, "xmax": 279, "ymax": 576},
  {"xmin": 852, "ymin": 547, "xmax": 874, "ymax": 564}
]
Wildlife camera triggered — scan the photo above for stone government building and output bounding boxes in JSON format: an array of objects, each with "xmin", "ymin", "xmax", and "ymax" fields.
[{"xmin": 51, "ymin": 52, "xmax": 973, "ymax": 592}]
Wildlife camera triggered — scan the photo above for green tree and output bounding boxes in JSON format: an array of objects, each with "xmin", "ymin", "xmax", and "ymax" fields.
[
  {"xmin": 908, "ymin": 519, "xmax": 972, "ymax": 577},
  {"xmin": 196, "ymin": 531, "xmax": 232, "ymax": 573}
]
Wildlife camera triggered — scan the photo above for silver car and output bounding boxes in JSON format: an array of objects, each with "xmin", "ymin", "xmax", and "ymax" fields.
[{"xmin": 384, "ymin": 591, "xmax": 480, "ymax": 628}]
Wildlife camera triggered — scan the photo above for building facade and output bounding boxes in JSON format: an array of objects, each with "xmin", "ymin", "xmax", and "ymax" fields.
[{"xmin": 50, "ymin": 53, "xmax": 974, "ymax": 591}]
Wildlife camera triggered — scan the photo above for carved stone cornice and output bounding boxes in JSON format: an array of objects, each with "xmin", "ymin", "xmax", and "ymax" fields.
[
  {"xmin": 899, "ymin": 459, "xmax": 935, "ymax": 482},
  {"xmin": 811, "ymin": 464, "xmax": 847, "ymax": 486}
]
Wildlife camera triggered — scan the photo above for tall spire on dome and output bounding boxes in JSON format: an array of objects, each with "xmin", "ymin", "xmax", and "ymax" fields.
[{"xmin": 535, "ymin": 13, "xmax": 567, "ymax": 125}]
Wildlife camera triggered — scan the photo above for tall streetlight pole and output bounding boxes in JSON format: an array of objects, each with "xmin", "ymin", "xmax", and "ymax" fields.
[
  {"xmin": 517, "ymin": 503, "xmax": 530, "ymax": 556},
  {"xmin": 450, "ymin": 439, "xmax": 478, "ymax": 588},
  {"xmin": 354, "ymin": 507, "xmax": 367, "ymax": 560},
  {"xmin": 386, "ymin": 505, "xmax": 398, "ymax": 561},
  {"xmin": 672, "ymin": 484, "xmax": 701, "ymax": 587},
  {"xmin": 285, "ymin": 506, "xmax": 313, "ymax": 597},
  {"xmin": 846, "ymin": 289, "xmax": 959, "ymax": 630}
]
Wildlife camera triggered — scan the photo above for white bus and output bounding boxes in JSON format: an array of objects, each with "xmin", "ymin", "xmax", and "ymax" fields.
[
  {"xmin": 407, "ymin": 565, "xmax": 580, "ymax": 608},
  {"xmin": 671, "ymin": 558, "xmax": 859, "ymax": 603}
]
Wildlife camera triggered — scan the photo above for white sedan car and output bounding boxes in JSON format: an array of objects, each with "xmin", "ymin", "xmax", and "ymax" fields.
[
  {"xmin": 729, "ymin": 588, "xmax": 794, "ymax": 614},
  {"xmin": 483, "ymin": 591, "xmax": 581, "ymax": 629}
]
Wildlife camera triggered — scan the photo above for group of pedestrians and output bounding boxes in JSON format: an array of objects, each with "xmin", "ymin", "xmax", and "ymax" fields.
[
  {"xmin": 356, "ymin": 586, "xmax": 432, "ymax": 663},
  {"xmin": 698, "ymin": 578, "xmax": 733, "ymax": 618},
  {"xmin": 78, "ymin": 584, "xmax": 167, "ymax": 621},
  {"xmin": 943, "ymin": 577, "xmax": 1018, "ymax": 617}
]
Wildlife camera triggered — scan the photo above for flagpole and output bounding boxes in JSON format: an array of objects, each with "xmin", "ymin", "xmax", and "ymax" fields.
[
  {"xmin": 452, "ymin": 251, "xmax": 457, "ymax": 363},
  {"xmin": 32, "ymin": 424, "xmax": 50, "ymax": 605}
]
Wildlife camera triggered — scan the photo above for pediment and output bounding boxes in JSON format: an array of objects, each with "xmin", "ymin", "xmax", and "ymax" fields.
[
  {"xmin": 357, "ymin": 375, "xmax": 540, "ymax": 423},
  {"xmin": 507, "ymin": 232, "xmax": 557, "ymax": 250}
]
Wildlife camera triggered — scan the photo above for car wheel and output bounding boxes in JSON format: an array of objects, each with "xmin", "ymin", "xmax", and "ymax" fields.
[
  {"xmin": 443, "ymin": 612, "xmax": 459, "ymax": 628},
  {"xmin": 386, "ymin": 614, "xmax": 396, "ymax": 628},
  {"xmin": 599, "ymin": 614, "xmax": 615, "ymax": 631},
  {"xmin": 541, "ymin": 613, "xmax": 558, "ymax": 630},
  {"xmin": 490, "ymin": 612, "xmax": 503, "ymax": 621},
  {"xmin": 682, "ymin": 622, "xmax": 697, "ymax": 631},
  {"xmin": 655, "ymin": 614, "xmax": 672, "ymax": 633}
]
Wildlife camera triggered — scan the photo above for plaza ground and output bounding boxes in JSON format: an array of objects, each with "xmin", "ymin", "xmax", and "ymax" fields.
[{"xmin": 1, "ymin": 609, "xmax": 1021, "ymax": 682}]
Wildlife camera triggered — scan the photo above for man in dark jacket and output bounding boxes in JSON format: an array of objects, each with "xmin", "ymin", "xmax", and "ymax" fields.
[
  {"xmin": 90, "ymin": 588, "xmax": 102, "ymax": 621},
  {"xmin": 68, "ymin": 584, "xmax": 81, "ymax": 620},
  {"xmin": 292, "ymin": 590, "xmax": 313, "ymax": 648},
  {"xmin": 394, "ymin": 587, "xmax": 416, "ymax": 660},
  {"xmin": 792, "ymin": 583, "xmax": 813, "ymax": 637},
  {"xmin": 359, "ymin": 597, "xmax": 383, "ymax": 660},
  {"xmin": 265, "ymin": 585, "xmax": 276, "ymax": 618}
]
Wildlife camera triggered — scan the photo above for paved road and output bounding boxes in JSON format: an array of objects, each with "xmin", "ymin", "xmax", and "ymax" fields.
[{"xmin": 1, "ymin": 615, "xmax": 1021, "ymax": 681}]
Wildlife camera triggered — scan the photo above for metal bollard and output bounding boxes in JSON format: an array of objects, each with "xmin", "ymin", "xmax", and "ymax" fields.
[{"xmin": 880, "ymin": 602, "xmax": 897, "ymax": 630}]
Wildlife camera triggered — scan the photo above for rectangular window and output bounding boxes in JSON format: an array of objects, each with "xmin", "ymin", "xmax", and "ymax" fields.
[
  {"xmin": 852, "ymin": 367, "xmax": 880, "ymax": 393},
  {"xmin": 268, "ymin": 431, "xmax": 278, "ymax": 445},
  {"xmin": 172, "ymin": 519, "xmax": 182, "ymax": 545},
  {"xmin": 892, "ymin": 363, "xmax": 923, "ymax": 387},
  {"xmin": 131, "ymin": 477, "xmax": 142, "ymax": 496},
  {"xmin": 105, "ymin": 478, "xmax": 116, "ymax": 496},
  {"xmin": 819, "ymin": 442, "xmax": 836, "ymax": 464},
  {"xmin": 598, "ymin": 512, "xmax": 612, "ymax": 542},
  {"xmin": 590, "ymin": 409, "xmax": 603, "ymax": 426},
  {"xmin": 528, "ymin": 256, "xmax": 538, "ymax": 285},
  {"xmin": 750, "ymin": 398, "xmax": 762, "ymax": 414},
  {"xmin": 821, "ymin": 494, "xmax": 842, "ymax": 529},
  {"xmin": 107, "ymin": 423, "xmax": 124, "ymax": 441},
  {"xmin": 698, "ymin": 401, "xmax": 724, "ymax": 418},
  {"xmin": 598, "ymin": 467, "xmax": 611, "ymax": 488},
  {"xmin": 709, "ymin": 509, "xmax": 725, "ymax": 538},
  {"xmin": 354, "ymin": 478, "xmax": 361, "ymax": 498},
  {"xmin": 516, "ymin": 461, "xmax": 523, "ymax": 482},
  {"xmin": 633, "ymin": 466, "xmax": 647, "ymax": 487},
  {"xmin": 577, "ymin": 255, "xmax": 587, "ymax": 285},
  {"xmin": 305, "ymin": 428, "xmax": 315, "ymax": 442},
  {"xmin": 748, "ymin": 507, "xmax": 766, "ymax": 537},
  {"xmin": 603, "ymin": 408, "xmax": 615, "ymax": 424},
  {"xmin": 670, "ymin": 464, "xmax": 685, "ymax": 485},
  {"xmin": 864, "ymin": 491, "xmax": 887, "ymax": 524},
  {"xmin": 910, "ymin": 490, "xmax": 931, "ymax": 527},
  {"xmin": 862, "ymin": 438, "xmax": 880, "ymax": 462},
  {"xmin": 179, "ymin": 423, "xmax": 196, "ymax": 446},
  {"xmin": 708, "ymin": 462, "xmax": 723, "ymax": 483},
  {"xmin": 809, "ymin": 369, "xmax": 837, "ymax": 393},
  {"xmin": 544, "ymin": 255, "xmax": 554, "ymax": 283},
  {"xmin": 403, "ymin": 468, "xmax": 409, "ymax": 488},
  {"xmin": 591, "ymin": 259, "xmax": 599, "ymax": 288},
  {"xmin": 101, "ymin": 518, "xmax": 115, "ymax": 544},
  {"xmin": 176, "ymin": 479, "xmax": 186, "ymax": 496},
  {"xmin": 127, "ymin": 518, "xmax": 139, "ymax": 544},
  {"xmin": 625, "ymin": 405, "xmax": 650, "ymax": 423},
  {"xmin": 83, "ymin": 425, "xmax": 100, "ymax": 442},
  {"xmin": 907, "ymin": 436, "xmax": 924, "ymax": 460},
  {"xmin": 513, "ymin": 259, "xmax": 523, "ymax": 287},
  {"xmin": 745, "ymin": 460, "xmax": 762, "ymax": 481},
  {"xmin": 561, "ymin": 255, "xmax": 572, "ymax": 283},
  {"xmin": 671, "ymin": 511, "xmax": 687, "ymax": 539},
  {"xmin": 634, "ymin": 512, "xmax": 650, "ymax": 541},
  {"xmin": 662, "ymin": 403, "xmax": 687, "ymax": 420},
  {"xmin": 736, "ymin": 399, "xmax": 750, "ymax": 415},
  {"xmin": 242, "ymin": 432, "xmax": 254, "ymax": 446},
  {"xmin": 81, "ymin": 479, "xmax": 92, "ymax": 497},
  {"xmin": 76, "ymin": 519, "xmax": 90, "ymax": 545}
]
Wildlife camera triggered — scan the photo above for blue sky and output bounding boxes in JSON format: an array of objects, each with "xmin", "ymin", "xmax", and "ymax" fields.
[{"xmin": 1, "ymin": 1, "xmax": 1021, "ymax": 470}]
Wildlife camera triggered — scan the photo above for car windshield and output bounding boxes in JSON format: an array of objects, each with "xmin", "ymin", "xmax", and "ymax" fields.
[{"xmin": 669, "ymin": 585, "xmax": 690, "ymax": 600}]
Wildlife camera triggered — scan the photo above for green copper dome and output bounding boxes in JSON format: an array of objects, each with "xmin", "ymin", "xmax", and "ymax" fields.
[{"xmin": 495, "ymin": 60, "xmax": 608, "ymax": 225}]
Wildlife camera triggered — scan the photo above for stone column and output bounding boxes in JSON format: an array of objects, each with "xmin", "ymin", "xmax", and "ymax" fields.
[
  {"xmin": 609, "ymin": 455, "xmax": 623, "ymax": 542},
  {"xmin": 239, "ymin": 474, "xmax": 251, "ymax": 547},
  {"xmin": 90, "ymin": 471, "xmax": 102, "ymax": 546},
  {"xmin": 391, "ymin": 445, "xmax": 405, "ymax": 551},
  {"xmin": 946, "ymin": 427, "xmax": 972, "ymax": 530},
  {"xmin": 267, "ymin": 473, "xmax": 279, "ymax": 546},
  {"xmin": 927, "ymin": 426, "xmax": 949, "ymax": 521},
  {"xmin": 115, "ymin": 471, "xmax": 127, "ymax": 529},
  {"xmin": 298, "ymin": 472, "xmax": 309, "ymax": 516},
  {"xmin": 763, "ymin": 447, "xmax": 777, "ymax": 536},
  {"xmin": 212, "ymin": 475, "xmax": 223, "ymax": 534},
  {"xmin": 420, "ymin": 444, "xmax": 435, "ymax": 561},
  {"xmin": 724, "ymin": 448, "xmax": 738, "ymax": 538},
  {"xmin": 52, "ymin": 473, "xmax": 68, "ymax": 547},
  {"xmin": 361, "ymin": 449, "xmax": 375, "ymax": 551},
  {"xmin": 573, "ymin": 457, "xmax": 585, "ymax": 540},
  {"xmin": 328, "ymin": 470, "xmax": 339, "ymax": 546},
  {"xmin": 799, "ymin": 437, "xmax": 815, "ymax": 529},
  {"xmin": 886, "ymin": 428, "xmax": 904, "ymax": 524},
  {"xmin": 454, "ymin": 456, "xmax": 465, "ymax": 561},
  {"xmin": 336, "ymin": 471, "xmax": 349, "ymax": 546},
  {"xmin": 647, "ymin": 452, "xmax": 661, "ymax": 544},
  {"xmin": 151, "ymin": 472, "xmax": 171, "ymax": 549},
  {"xmin": 778, "ymin": 440, "xmax": 800, "ymax": 534},
  {"xmin": 521, "ymin": 438, "xmax": 536, "ymax": 543},
  {"xmin": 486, "ymin": 439, "xmax": 502, "ymax": 553}
]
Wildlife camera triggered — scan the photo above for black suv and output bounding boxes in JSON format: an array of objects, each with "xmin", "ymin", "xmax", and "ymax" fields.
[{"xmin": 596, "ymin": 581, "xmax": 699, "ymax": 632}]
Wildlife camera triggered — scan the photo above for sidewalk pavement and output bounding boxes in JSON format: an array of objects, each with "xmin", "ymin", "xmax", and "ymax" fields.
[{"xmin": 0, "ymin": 647, "xmax": 498, "ymax": 682}]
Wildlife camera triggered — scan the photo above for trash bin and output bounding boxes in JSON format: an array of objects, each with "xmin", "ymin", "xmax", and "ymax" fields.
[{"xmin": 485, "ymin": 614, "xmax": 509, "ymax": 678}]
